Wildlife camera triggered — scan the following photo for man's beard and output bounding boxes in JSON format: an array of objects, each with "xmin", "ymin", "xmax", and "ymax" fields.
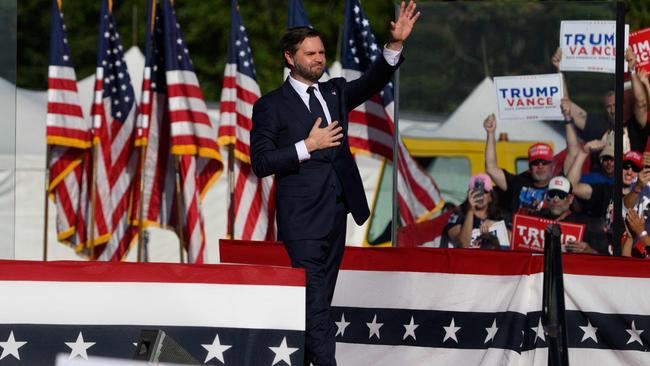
[
  {"xmin": 293, "ymin": 61, "xmax": 324, "ymax": 83},
  {"xmin": 549, "ymin": 202, "xmax": 569, "ymax": 218},
  {"xmin": 531, "ymin": 170, "xmax": 552, "ymax": 182}
]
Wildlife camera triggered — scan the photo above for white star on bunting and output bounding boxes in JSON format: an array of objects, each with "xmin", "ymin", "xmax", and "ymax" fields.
[
  {"xmin": 579, "ymin": 319, "xmax": 598, "ymax": 343},
  {"xmin": 443, "ymin": 318, "xmax": 461, "ymax": 343},
  {"xmin": 531, "ymin": 318, "xmax": 546, "ymax": 343},
  {"xmin": 626, "ymin": 320, "xmax": 645, "ymax": 346},
  {"xmin": 366, "ymin": 314, "xmax": 384, "ymax": 340},
  {"xmin": 269, "ymin": 337, "xmax": 298, "ymax": 366},
  {"xmin": 0, "ymin": 331, "xmax": 27, "ymax": 361},
  {"xmin": 336, "ymin": 313, "xmax": 351, "ymax": 337},
  {"xmin": 403, "ymin": 316, "xmax": 419, "ymax": 340},
  {"xmin": 65, "ymin": 332, "xmax": 96, "ymax": 360},
  {"xmin": 202, "ymin": 334, "xmax": 232, "ymax": 364},
  {"xmin": 484, "ymin": 319, "xmax": 499, "ymax": 344}
]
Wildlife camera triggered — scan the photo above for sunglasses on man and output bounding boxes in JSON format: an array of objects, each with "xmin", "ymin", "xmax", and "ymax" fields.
[
  {"xmin": 623, "ymin": 161, "xmax": 642, "ymax": 173},
  {"xmin": 546, "ymin": 190, "xmax": 568, "ymax": 200},
  {"xmin": 530, "ymin": 160, "xmax": 551, "ymax": 167}
]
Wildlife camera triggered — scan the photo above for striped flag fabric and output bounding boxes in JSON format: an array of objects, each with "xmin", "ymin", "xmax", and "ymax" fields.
[
  {"xmin": 46, "ymin": 0, "xmax": 92, "ymax": 254},
  {"xmin": 221, "ymin": 241, "xmax": 650, "ymax": 365},
  {"xmin": 287, "ymin": 0, "xmax": 311, "ymax": 28},
  {"xmin": 132, "ymin": 0, "xmax": 223, "ymax": 263},
  {"xmin": 85, "ymin": 0, "xmax": 139, "ymax": 260},
  {"xmin": 342, "ymin": 0, "xmax": 443, "ymax": 226},
  {"xmin": 0, "ymin": 260, "xmax": 305, "ymax": 365},
  {"xmin": 218, "ymin": 0, "xmax": 275, "ymax": 241}
]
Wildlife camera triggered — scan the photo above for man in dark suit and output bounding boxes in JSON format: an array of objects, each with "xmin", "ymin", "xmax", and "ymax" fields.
[{"xmin": 251, "ymin": 2, "xmax": 420, "ymax": 365}]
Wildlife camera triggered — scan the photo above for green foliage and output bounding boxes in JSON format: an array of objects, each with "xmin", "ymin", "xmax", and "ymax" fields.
[
  {"xmin": 0, "ymin": 1, "xmax": 16, "ymax": 83},
  {"xmin": 16, "ymin": 0, "xmax": 650, "ymax": 111},
  {"xmin": 17, "ymin": 0, "xmax": 394, "ymax": 98}
]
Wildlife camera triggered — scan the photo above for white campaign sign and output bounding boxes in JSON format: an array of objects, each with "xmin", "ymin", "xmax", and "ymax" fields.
[
  {"xmin": 560, "ymin": 20, "xmax": 629, "ymax": 74},
  {"xmin": 470, "ymin": 220, "xmax": 510, "ymax": 248},
  {"xmin": 494, "ymin": 73, "xmax": 564, "ymax": 121}
]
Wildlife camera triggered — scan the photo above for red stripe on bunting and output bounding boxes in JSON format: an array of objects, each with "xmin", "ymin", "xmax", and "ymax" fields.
[
  {"xmin": 0, "ymin": 260, "xmax": 305, "ymax": 286},
  {"xmin": 220, "ymin": 241, "xmax": 650, "ymax": 278}
]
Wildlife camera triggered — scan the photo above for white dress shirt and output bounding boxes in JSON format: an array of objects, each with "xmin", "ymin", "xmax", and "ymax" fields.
[{"xmin": 290, "ymin": 45, "xmax": 402, "ymax": 161}]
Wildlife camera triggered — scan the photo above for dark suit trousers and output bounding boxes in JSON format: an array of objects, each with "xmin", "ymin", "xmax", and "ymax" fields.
[{"xmin": 284, "ymin": 200, "xmax": 347, "ymax": 366}]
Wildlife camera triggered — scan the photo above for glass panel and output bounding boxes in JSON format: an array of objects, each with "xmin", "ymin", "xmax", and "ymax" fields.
[
  {"xmin": 0, "ymin": 0, "xmax": 16, "ymax": 259},
  {"xmin": 367, "ymin": 163, "xmax": 393, "ymax": 246},
  {"xmin": 516, "ymin": 159, "xmax": 529, "ymax": 175},
  {"xmin": 418, "ymin": 157, "xmax": 471, "ymax": 206},
  {"xmin": 390, "ymin": 1, "xmax": 617, "ymax": 250}
]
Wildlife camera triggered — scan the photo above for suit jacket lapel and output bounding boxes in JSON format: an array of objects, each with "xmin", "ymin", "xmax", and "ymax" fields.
[
  {"xmin": 319, "ymin": 82, "xmax": 341, "ymax": 126},
  {"xmin": 281, "ymin": 79, "xmax": 314, "ymax": 133}
]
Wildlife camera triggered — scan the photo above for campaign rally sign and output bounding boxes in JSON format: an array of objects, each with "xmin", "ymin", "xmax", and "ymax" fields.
[
  {"xmin": 470, "ymin": 220, "xmax": 510, "ymax": 249},
  {"xmin": 494, "ymin": 74, "xmax": 564, "ymax": 121},
  {"xmin": 560, "ymin": 20, "xmax": 629, "ymax": 74},
  {"xmin": 511, "ymin": 214, "xmax": 585, "ymax": 252},
  {"xmin": 630, "ymin": 27, "xmax": 650, "ymax": 74}
]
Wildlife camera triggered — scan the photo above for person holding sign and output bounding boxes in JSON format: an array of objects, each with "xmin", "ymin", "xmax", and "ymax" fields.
[
  {"xmin": 483, "ymin": 114, "xmax": 553, "ymax": 216},
  {"xmin": 534, "ymin": 176, "xmax": 609, "ymax": 254},
  {"xmin": 441, "ymin": 173, "xmax": 507, "ymax": 249},
  {"xmin": 559, "ymin": 47, "xmax": 649, "ymax": 151}
]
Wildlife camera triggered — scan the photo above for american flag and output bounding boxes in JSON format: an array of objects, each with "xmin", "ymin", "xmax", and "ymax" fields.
[
  {"xmin": 0, "ymin": 259, "xmax": 305, "ymax": 365},
  {"xmin": 85, "ymin": 0, "xmax": 139, "ymax": 261},
  {"xmin": 221, "ymin": 241, "xmax": 650, "ymax": 366},
  {"xmin": 218, "ymin": 0, "xmax": 275, "ymax": 241},
  {"xmin": 132, "ymin": 0, "xmax": 223, "ymax": 263},
  {"xmin": 46, "ymin": 0, "xmax": 92, "ymax": 254},
  {"xmin": 287, "ymin": 0, "xmax": 311, "ymax": 28},
  {"xmin": 342, "ymin": 0, "xmax": 443, "ymax": 226}
]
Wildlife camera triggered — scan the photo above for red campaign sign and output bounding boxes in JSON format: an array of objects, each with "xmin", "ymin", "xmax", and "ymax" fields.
[
  {"xmin": 511, "ymin": 214, "xmax": 585, "ymax": 252},
  {"xmin": 630, "ymin": 27, "xmax": 650, "ymax": 73}
]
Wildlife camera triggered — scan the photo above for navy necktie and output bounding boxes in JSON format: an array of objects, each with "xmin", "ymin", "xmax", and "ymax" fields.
[{"xmin": 307, "ymin": 86, "xmax": 328, "ymax": 128}]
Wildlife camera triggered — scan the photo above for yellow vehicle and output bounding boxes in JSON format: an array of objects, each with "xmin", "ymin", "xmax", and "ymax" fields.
[{"xmin": 363, "ymin": 135, "xmax": 555, "ymax": 247}]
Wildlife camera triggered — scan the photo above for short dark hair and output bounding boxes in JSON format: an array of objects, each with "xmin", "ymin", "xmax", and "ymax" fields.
[{"xmin": 280, "ymin": 26, "xmax": 324, "ymax": 68}]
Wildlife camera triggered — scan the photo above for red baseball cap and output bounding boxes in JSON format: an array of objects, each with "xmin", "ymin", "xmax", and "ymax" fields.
[
  {"xmin": 528, "ymin": 143, "xmax": 553, "ymax": 162},
  {"xmin": 624, "ymin": 150, "xmax": 643, "ymax": 169}
]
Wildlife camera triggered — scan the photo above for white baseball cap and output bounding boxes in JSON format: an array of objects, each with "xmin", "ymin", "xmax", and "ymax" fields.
[{"xmin": 547, "ymin": 176, "xmax": 571, "ymax": 194}]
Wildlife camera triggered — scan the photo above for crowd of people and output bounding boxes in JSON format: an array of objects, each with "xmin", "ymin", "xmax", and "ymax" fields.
[{"xmin": 441, "ymin": 46, "xmax": 650, "ymax": 259}]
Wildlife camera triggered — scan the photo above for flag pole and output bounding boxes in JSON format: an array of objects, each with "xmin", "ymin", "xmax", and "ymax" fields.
[
  {"xmin": 88, "ymin": 142, "xmax": 98, "ymax": 260},
  {"xmin": 390, "ymin": 3, "xmax": 400, "ymax": 248},
  {"xmin": 136, "ymin": 143, "xmax": 147, "ymax": 262},
  {"xmin": 42, "ymin": 147, "xmax": 51, "ymax": 261},
  {"xmin": 136, "ymin": 0, "xmax": 157, "ymax": 262},
  {"xmin": 174, "ymin": 155, "xmax": 186, "ymax": 263},
  {"xmin": 228, "ymin": 144, "xmax": 235, "ymax": 239}
]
